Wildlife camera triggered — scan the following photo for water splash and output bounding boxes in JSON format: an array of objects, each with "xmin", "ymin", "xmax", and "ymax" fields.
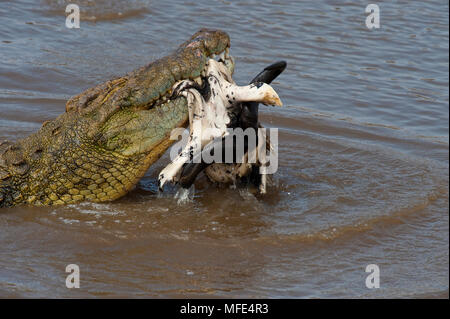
[{"xmin": 174, "ymin": 185, "xmax": 195, "ymax": 205}]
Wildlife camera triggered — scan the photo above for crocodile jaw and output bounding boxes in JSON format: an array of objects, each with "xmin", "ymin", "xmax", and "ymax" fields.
[{"xmin": 0, "ymin": 30, "xmax": 234, "ymax": 207}]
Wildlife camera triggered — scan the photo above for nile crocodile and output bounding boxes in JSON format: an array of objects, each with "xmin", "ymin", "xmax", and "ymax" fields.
[{"xmin": 0, "ymin": 29, "xmax": 232, "ymax": 207}]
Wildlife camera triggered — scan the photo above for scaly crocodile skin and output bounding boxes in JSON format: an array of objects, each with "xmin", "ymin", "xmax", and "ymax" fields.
[{"xmin": 0, "ymin": 29, "xmax": 231, "ymax": 207}]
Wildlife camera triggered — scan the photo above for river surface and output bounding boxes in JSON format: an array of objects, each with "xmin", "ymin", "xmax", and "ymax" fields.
[{"xmin": 0, "ymin": 0, "xmax": 448, "ymax": 298}]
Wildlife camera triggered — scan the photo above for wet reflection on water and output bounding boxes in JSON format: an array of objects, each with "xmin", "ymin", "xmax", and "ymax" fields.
[{"xmin": 0, "ymin": 0, "xmax": 448, "ymax": 298}]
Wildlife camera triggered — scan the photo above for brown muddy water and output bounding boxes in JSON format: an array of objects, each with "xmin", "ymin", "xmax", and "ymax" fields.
[{"xmin": 0, "ymin": 0, "xmax": 448, "ymax": 298}]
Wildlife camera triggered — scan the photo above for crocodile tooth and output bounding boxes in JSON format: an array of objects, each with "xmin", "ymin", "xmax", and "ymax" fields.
[
  {"xmin": 218, "ymin": 51, "xmax": 225, "ymax": 62},
  {"xmin": 194, "ymin": 76, "xmax": 202, "ymax": 85}
]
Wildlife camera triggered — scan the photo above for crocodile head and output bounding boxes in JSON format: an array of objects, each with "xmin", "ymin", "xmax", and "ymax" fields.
[{"xmin": 67, "ymin": 28, "xmax": 233, "ymax": 159}]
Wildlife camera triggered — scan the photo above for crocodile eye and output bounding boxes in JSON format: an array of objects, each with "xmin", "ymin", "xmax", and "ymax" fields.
[{"xmin": 52, "ymin": 126, "xmax": 61, "ymax": 136}]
